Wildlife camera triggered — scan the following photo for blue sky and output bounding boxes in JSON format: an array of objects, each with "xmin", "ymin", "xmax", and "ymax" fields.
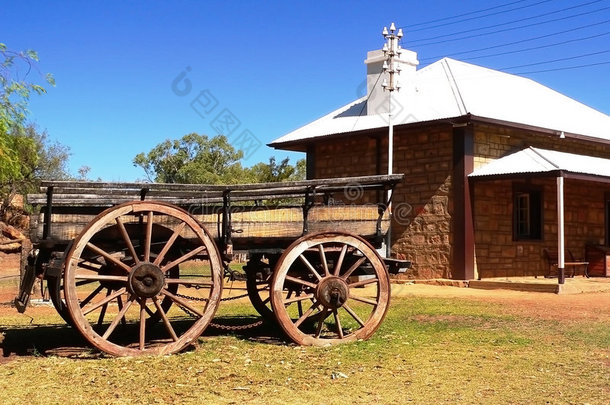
[{"xmin": 2, "ymin": 0, "xmax": 609, "ymax": 181}]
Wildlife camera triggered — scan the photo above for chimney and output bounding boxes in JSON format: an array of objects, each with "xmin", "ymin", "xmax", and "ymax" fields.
[{"xmin": 364, "ymin": 47, "xmax": 418, "ymax": 115}]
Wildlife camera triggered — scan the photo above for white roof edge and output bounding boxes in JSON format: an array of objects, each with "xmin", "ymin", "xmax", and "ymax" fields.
[{"xmin": 469, "ymin": 147, "xmax": 610, "ymax": 179}]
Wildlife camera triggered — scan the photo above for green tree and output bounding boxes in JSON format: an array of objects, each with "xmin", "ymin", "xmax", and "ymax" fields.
[
  {"xmin": 248, "ymin": 156, "xmax": 306, "ymax": 183},
  {"xmin": 1, "ymin": 44, "xmax": 56, "ymax": 221},
  {"xmin": 133, "ymin": 133, "xmax": 248, "ymax": 184},
  {"xmin": 0, "ymin": 125, "xmax": 71, "ymax": 220},
  {"xmin": 1, "ymin": 43, "xmax": 54, "ymax": 136}
]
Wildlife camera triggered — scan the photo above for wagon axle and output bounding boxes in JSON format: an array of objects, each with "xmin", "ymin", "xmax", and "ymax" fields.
[
  {"xmin": 316, "ymin": 277, "xmax": 349, "ymax": 309},
  {"xmin": 128, "ymin": 263, "xmax": 165, "ymax": 299}
]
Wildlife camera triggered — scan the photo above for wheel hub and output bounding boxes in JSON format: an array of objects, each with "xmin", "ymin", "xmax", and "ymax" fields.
[
  {"xmin": 128, "ymin": 262, "xmax": 165, "ymax": 298},
  {"xmin": 316, "ymin": 277, "xmax": 349, "ymax": 309}
]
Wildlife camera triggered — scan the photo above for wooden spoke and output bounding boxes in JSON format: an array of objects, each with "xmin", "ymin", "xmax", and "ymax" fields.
[
  {"xmin": 298, "ymin": 254, "xmax": 322, "ymax": 281},
  {"xmin": 342, "ymin": 303, "xmax": 366, "ymax": 328},
  {"xmin": 76, "ymin": 279, "xmax": 99, "ymax": 287},
  {"xmin": 153, "ymin": 221, "xmax": 186, "ymax": 266},
  {"xmin": 349, "ymin": 277, "xmax": 379, "ymax": 288},
  {"xmin": 294, "ymin": 301, "xmax": 320, "ymax": 328},
  {"xmin": 117, "ymin": 295, "xmax": 126, "ymax": 326},
  {"xmin": 341, "ymin": 256, "xmax": 367, "ymax": 280},
  {"xmin": 96, "ymin": 289, "xmax": 113, "ymax": 327},
  {"xmin": 262, "ymin": 296, "xmax": 270, "ymax": 305},
  {"xmin": 79, "ymin": 284, "xmax": 105, "ymax": 308},
  {"xmin": 349, "ymin": 295, "xmax": 379, "ymax": 306},
  {"xmin": 318, "ymin": 244, "xmax": 329, "ymax": 277},
  {"xmin": 285, "ymin": 275, "xmax": 318, "ymax": 290},
  {"xmin": 139, "ymin": 299, "xmax": 147, "ymax": 350},
  {"xmin": 143, "ymin": 303, "xmax": 155, "ymax": 317},
  {"xmin": 333, "ymin": 310, "xmax": 344, "ymax": 339},
  {"xmin": 161, "ymin": 245, "xmax": 207, "ymax": 273},
  {"xmin": 85, "ymin": 242, "xmax": 131, "ymax": 273},
  {"xmin": 116, "ymin": 217, "xmax": 140, "ymax": 265},
  {"xmin": 144, "ymin": 211, "xmax": 153, "ymax": 262},
  {"xmin": 76, "ymin": 261, "xmax": 102, "ymax": 272},
  {"xmin": 152, "ymin": 296, "xmax": 178, "ymax": 342},
  {"xmin": 315, "ymin": 309, "xmax": 330, "ymax": 338},
  {"xmin": 333, "ymin": 245, "xmax": 348, "ymax": 276},
  {"xmin": 82, "ymin": 287, "xmax": 126, "ymax": 316},
  {"xmin": 75, "ymin": 274, "xmax": 128, "ymax": 283},
  {"xmin": 102, "ymin": 295, "xmax": 135, "ymax": 340},
  {"xmin": 161, "ymin": 289, "xmax": 204, "ymax": 318},
  {"xmin": 284, "ymin": 293, "xmax": 314, "ymax": 305}
]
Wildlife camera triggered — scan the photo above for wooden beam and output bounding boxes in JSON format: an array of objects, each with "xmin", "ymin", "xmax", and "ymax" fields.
[{"xmin": 452, "ymin": 125, "xmax": 475, "ymax": 280}]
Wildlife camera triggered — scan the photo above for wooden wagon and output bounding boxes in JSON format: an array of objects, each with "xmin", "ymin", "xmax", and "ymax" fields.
[{"xmin": 14, "ymin": 174, "xmax": 406, "ymax": 356}]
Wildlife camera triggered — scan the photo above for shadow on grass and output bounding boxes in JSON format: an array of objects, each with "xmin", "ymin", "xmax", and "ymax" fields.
[{"xmin": 0, "ymin": 315, "xmax": 288, "ymax": 361}]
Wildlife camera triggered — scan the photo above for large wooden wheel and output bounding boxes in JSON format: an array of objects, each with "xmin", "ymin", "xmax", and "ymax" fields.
[
  {"xmin": 63, "ymin": 201, "xmax": 223, "ymax": 356},
  {"xmin": 270, "ymin": 231, "xmax": 390, "ymax": 346},
  {"xmin": 245, "ymin": 260, "xmax": 275, "ymax": 322}
]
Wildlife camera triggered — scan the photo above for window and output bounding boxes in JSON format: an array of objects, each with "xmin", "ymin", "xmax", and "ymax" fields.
[{"xmin": 513, "ymin": 186, "xmax": 542, "ymax": 240}]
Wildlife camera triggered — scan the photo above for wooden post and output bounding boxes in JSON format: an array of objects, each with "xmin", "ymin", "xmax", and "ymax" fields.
[
  {"xmin": 557, "ymin": 176, "xmax": 565, "ymax": 284},
  {"xmin": 452, "ymin": 124, "xmax": 475, "ymax": 280}
]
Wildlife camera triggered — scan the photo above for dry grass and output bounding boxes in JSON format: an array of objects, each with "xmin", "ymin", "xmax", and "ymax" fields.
[{"xmin": 0, "ymin": 295, "xmax": 609, "ymax": 404}]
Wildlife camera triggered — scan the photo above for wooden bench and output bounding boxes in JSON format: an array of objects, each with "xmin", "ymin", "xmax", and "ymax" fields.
[{"xmin": 542, "ymin": 248, "xmax": 589, "ymax": 278}]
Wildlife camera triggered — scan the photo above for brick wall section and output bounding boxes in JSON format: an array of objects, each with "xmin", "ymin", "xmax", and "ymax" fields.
[
  {"xmin": 312, "ymin": 124, "xmax": 455, "ymax": 279},
  {"xmin": 473, "ymin": 123, "xmax": 610, "ymax": 278}
]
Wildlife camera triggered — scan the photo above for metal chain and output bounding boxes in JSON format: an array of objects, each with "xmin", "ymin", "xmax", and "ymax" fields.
[
  {"xmin": 174, "ymin": 291, "xmax": 250, "ymax": 302},
  {"xmin": 174, "ymin": 288, "xmax": 265, "ymax": 330},
  {"xmin": 219, "ymin": 292, "xmax": 250, "ymax": 301},
  {"xmin": 209, "ymin": 319, "xmax": 264, "ymax": 331},
  {"xmin": 175, "ymin": 292, "xmax": 209, "ymax": 302}
]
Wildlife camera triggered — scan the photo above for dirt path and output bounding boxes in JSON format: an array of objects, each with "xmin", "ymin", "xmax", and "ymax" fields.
[{"xmin": 390, "ymin": 282, "xmax": 610, "ymax": 322}]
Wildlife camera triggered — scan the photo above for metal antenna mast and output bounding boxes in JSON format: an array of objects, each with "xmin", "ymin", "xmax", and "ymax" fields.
[
  {"xmin": 381, "ymin": 22, "xmax": 403, "ymax": 257},
  {"xmin": 382, "ymin": 22, "xmax": 403, "ymax": 178}
]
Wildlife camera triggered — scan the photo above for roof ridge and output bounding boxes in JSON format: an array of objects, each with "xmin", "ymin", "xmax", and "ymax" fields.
[
  {"xmin": 441, "ymin": 59, "xmax": 467, "ymax": 114},
  {"xmin": 528, "ymin": 147, "xmax": 560, "ymax": 169}
]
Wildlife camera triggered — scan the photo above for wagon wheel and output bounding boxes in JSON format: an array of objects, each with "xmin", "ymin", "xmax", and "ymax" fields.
[
  {"xmin": 270, "ymin": 231, "xmax": 390, "ymax": 346},
  {"xmin": 245, "ymin": 263, "xmax": 274, "ymax": 321},
  {"xmin": 245, "ymin": 254, "xmax": 319, "ymax": 323},
  {"xmin": 49, "ymin": 244, "xmax": 180, "ymax": 327},
  {"xmin": 63, "ymin": 201, "xmax": 223, "ymax": 356},
  {"xmin": 47, "ymin": 272, "xmax": 71, "ymax": 325}
]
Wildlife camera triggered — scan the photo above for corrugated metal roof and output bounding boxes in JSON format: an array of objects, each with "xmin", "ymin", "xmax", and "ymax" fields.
[
  {"xmin": 469, "ymin": 147, "xmax": 610, "ymax": 179},
  {"xmin": 270, "ymin": 57, "xmax": 610, "ymax": 148}
]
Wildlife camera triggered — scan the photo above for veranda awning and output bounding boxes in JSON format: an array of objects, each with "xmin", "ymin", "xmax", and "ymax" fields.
[
  {"xmin": 469, "ymin": 147, "xmax": 610, "ymax": 284},
  {"xmin": 469, "ymin": 146, "xmax": 610, "ymax": 182}
]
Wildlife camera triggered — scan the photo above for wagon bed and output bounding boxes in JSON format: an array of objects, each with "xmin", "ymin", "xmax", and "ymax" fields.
[
  {"xmin": 17, "ymin": 174, "xmax": 405, "ymax": 356},
  {"xmin": 28, "ymin": 174, "xmax": 401, "ymax": 249}
]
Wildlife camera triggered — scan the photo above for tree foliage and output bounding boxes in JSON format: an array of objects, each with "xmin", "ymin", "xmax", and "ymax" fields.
[
  {"xmin": 0, "ymin": 125, "xmax": 71, "ymax": 219},
  {"xmin": 1, "ymin": 44, "xmax": 65, "ymax": 222},
  {"xmin": 249, "ymin": 156, "xmax": 305, "ymax": 183},
  {"xmin": 1, "ymin": 43, "xmax": 54, "ymax": 136},
  {"xmin": 133, "ymin": 133, "xmax": 247, "ymax": 184},
  {"xmin": 133, "ymin": 133, "xmax": 306, "ymax": 185}
]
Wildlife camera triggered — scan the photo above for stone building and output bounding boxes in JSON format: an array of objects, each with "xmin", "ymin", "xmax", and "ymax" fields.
[{"xmin": 269, "ymin": 46, "xmax": 610, "ymax": 281}]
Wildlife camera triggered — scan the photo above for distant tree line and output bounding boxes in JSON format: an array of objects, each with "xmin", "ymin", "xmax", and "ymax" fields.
[{"xmin": 133, "ymin": 133, "xmax": 305, "ymax": 185}]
